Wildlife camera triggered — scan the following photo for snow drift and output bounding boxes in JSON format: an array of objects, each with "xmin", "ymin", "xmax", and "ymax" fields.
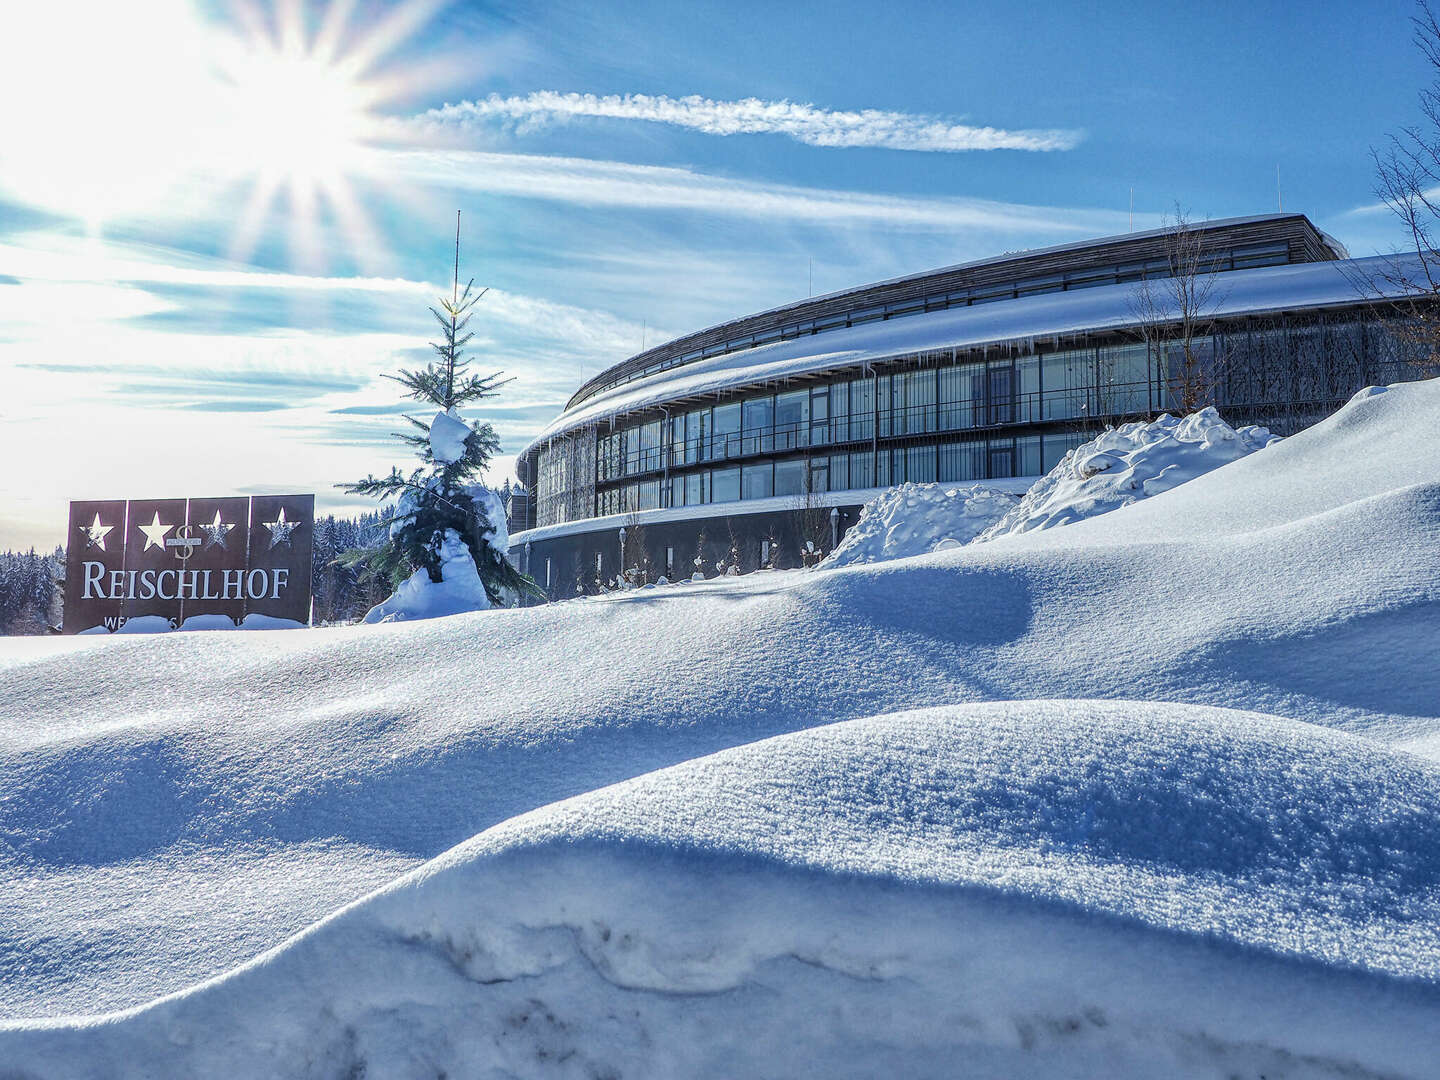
[
  {"xmin": 0, "ymin": 378, "xmax": 1438, "ymax": 1076},
  {"xmin": 9, "ymin": 700, "xmax": 1440, "ymax": 1079},
  {"xmin": 977, "ymin": 406, "xmax": 1279, "ymax": 542},
  {"xmin": 821, "ymin": 481, "xmax": 1017, "ymax": 567}
]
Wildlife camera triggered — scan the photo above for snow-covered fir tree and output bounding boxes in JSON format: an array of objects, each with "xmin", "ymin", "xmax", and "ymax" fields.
[{"xmin": 341, "ymin": 244, "xmax": 539, "ymax": 621}]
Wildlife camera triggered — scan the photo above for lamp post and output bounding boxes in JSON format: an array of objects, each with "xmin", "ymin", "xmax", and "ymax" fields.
[
  {"xmin": 829, "ymin": 506, "xmax": 839, "ymax": 552},
  {"xmin": 618, "ymin": 526, "xmax": 626, "ymax": 585}
]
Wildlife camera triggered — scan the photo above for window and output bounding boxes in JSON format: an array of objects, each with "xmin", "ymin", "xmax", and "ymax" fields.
[
  {"xmin": 742, "ymin": 396, "xmax": 774, "ymax": 455},
  {"xmin": 988, "ymin": 363, "xmax": 1016, "ymax": 425},
  {"xmin": 712, "ymin": 466, "xmax": 741, "ymax": 503},
  {"xmin": 849, "ymin": 451, "xmax": 874, "ymax": 489},
  {"xmin": 595, "ymin": 551, "xmax": 603, "ymax": 579},
  {"xmin": 637, "ymin": 479, "xmax": 661, "ymax": 510},
  {"xmin": 849, "ymin": 377, "xmax": 875, "ymax": 441},
  {"xmin": 545, "ymin": 558, "xmax": 552, "ymax": 590},
  {"xmin": 774, "ymin": 389, "xmax": 809, "ymax": 450},
  {"xmin": 1042, "ymin": 431, "xmax": 1087, "ymax": 472},
  {"xmin": 665, "ymin": 547, "xmax": 675, "ymax": 577},
  {"xmin": 742, "ymin": 462, "xmax": 772, "ymax": 500},
  {"xmin": 670, "ymin": 474, "xmax": 685, "ymax": 508},
  {"xmin": 1096, "ymin": 344, "xmax": 1150, "ymax": 415},
  {"xmin": 940, "ymin": 441, "xmax": 984, "ymax": 482},
  {"xmin": 808, "ymin": 458, "xmax": 829, "ymax": 494},
  {"xmin": 1017, "ymin": 435, "xmax": 1042, "ymax": 477},
  {"xmin": 987, "ymin": 444, "xmax": 1015, "ymax": 478},
  {"xmin": 1042, "ymin": 349, "xmax": 1094, "ymax": 420},
  {"xmin": 684, "ymin": 410, "xmax": 706, "ymax": 465},
  {"xmin": 685, "ymin": 471, "xmax": 708, "ymax": 506},
  {"xmin": 905, "ymin": 444, "xmax": 936, "ymax": 484},
  {"xmin": 712, "ymin": 403, "xmax": 741, "ymax": 459},
  {"xmin": 828, "ymin": 453, "xmax": 849, "ymax": 491},
  {"xmin": 1016, "ymin": 355, "xmax": 1041, "ymax": 423},
  {"xmin": 774, "ymin": 458, "xmax": 805, "ymax": 496},
  {"xmin": 809, "ymin": 387, "xmax": 830, "ymax": 447},
  {"xmin": 828, "ymin": 381, "xmax": 850, "ymax": 443},
  {"xmin": 637, "ymin": 420, "xmax": 661, "ymax": 472},
  {"xmin": 939, "ymin": 363, "xmax": 984, "ymax": 430}
]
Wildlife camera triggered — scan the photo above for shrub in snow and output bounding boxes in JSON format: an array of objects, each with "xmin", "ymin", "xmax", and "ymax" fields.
[
  {"xmin": 976, "ymin": 407, "xmax": 1280, "ymax": 543},
  {"xmin": 820, "ymin": 482, "xmax": 1019, "ymax": 568},
  {"xmin": 340, "ymin": 276, "xmax": 540, "ymax": 621}
]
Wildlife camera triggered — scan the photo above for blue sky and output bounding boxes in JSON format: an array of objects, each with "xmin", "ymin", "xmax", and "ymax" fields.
[{"xmin": 0, "ymin": 0, "xmax": 1427, "ymax": 548}]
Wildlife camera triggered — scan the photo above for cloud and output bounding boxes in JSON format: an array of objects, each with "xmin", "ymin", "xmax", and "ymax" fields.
[
  {"xmin": 415, "ymin": 91, "xmax": 1083, "ymax": 153},
  {"xmin": 386, "ymin": 149, "xmax": 1129, "ymax": 235}
]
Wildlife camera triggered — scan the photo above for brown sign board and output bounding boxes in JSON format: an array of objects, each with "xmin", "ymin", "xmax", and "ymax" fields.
[{"xmin": 63, "ymin": 495, "xmax": 314, "ymax": 634}]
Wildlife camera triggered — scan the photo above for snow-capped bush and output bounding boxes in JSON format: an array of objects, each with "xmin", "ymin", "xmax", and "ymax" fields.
[
  {"xmin": 976, "ymin": 407, "xmax": 1279, "ymax": 542},
  {"xmin": 362, "ymin": 529, "xmax": 490, "ymax": 623}
]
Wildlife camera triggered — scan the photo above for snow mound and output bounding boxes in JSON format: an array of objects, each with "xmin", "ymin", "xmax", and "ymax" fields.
[
  {"xmin": 362, "ymin": 529, "xmax": 489, "ymax": 623},
  {"xmin": 427, "ymin": 408, "xmax": 470, "ymax": 466},
  {"xmin": 977, "ymin": 407, "xmax": 1279, "ymax": 542},
  {"xmin": 0, "ymin": 378, "xmax": 1437, "ymax": 1025},
  {"xmin": 821, "ymin": 482, "xmax": 1018, "ymax": 567},
  {"xmin": 8, "ymin": 701, "xmax": 1440, "ymax": 1079}
]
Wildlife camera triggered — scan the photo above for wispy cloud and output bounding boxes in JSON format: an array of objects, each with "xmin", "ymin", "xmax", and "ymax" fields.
[
  {"xmin": 386, "ymin": 149, "xmax": 1128, "ymax": 235},
  {"xmin": 416, "ymin": 91, "xmax": 1083, "ymax": 153}
]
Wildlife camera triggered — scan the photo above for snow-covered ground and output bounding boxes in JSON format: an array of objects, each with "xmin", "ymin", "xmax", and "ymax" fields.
[{"xmin": 1, "ymin": 379, "xmax": 1438, "ymax": 1077}]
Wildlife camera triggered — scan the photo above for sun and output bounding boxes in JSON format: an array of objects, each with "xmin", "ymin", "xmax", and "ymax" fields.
[{"xmin": 0, "ymin": 0, "xmax": 447, "ymax": 269}]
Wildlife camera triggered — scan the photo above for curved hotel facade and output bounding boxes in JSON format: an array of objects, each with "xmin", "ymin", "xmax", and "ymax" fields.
[{"xmin": 511, "ymin": 214, "xmax": 1425, "ymax": 597}]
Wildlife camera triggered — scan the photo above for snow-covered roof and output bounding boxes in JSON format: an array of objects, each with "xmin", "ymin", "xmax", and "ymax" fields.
[{"xmin": 521, "ymin": 253, "xmax": 1411, "ymax": 459}]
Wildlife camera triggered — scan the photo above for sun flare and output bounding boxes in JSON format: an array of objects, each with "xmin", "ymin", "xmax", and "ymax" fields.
[{"xmin": 0, "ymin": 0, "xmax": 444, "ymax": 270}]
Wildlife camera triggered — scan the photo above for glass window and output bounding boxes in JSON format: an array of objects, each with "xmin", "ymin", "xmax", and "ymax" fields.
[
  {"xmin": 850, "ymin": 451, "xmax": 874, "ymax": 489},
  {"xmin": 711, "ymin": 466, "xmax": 741, "ymax": 503},
  {"xmin": 987, "ymin": 444, "xmax": 1014, "ymax": 479},
  {"xmin": 850, "ymin": 377, "xmax": 875, "ymax": 442},
  {"xmin": 684, "ymin": 409, "xmax": 705, "ymax": 465},
  {"xmin": 712, "ymin": 403, "xmax": 741, "ymax": 459},
  {"xmin": 685, "ymin": 471, "xmax": 707, "ymax": 506},
  {"xmin": 890, "ymin": 369, "xmax": 937, "ymax": 435},
  {"xmin": 828, "ymin": 453, "xmax": 849, "ymax": 491},
  {"xmin": 906, "ymin": 444, "xmax": 937, "ymax": 483},
  {"xmin": 774, "ymin": 390, "xmax": 809, "ymax": 451},
  {"xmin": 829, "ymin": 381, "xmax": 850, "ymax": 443},
  {"xmin": 743, "ymin": 396, "xmax": 774, "ymax": 455},
  {"xmin": 670, "ymin": 474, "xmax": 685, "ymax": 507},
  {"xmin": 1042, "ymin": 349, "xmax": 1094, "ymax": 421},
  {"xmin": 638, "ymin": 420, "xmax": 661, "ymax": 472},
  {"xmin": 637, "ymin": 479, "xmax": 661, "ymax": 510},
  {"xmin": 939, "ymin": 441, "xmax": 985, "ymax": 482},
  {"xmin": 810, "ymin": 387, "xmax": 830, "ymax": 447},
  {"xmin": 1017, "ymin": 435, "xmax": 1042, "ymax": 477},
  {"xmin": 1097, "ymin": 343, "xmax": 1150, "ymax": 416},
  {"xmin": 1016, "ymin": 355, "xmax": 1041, "ymax": 423},
  {"xmin": 1043, "ymin": 431, "xmax": 1090, "ymax": 473},
  {"xmin": 939, "ymin": 363, "xmax": 984, "ymax": 430},
  {"xmin": 774, "ymin": 458, "xmax": 805, "ymax": 496},
  {"xmin": 808, "ymin": 458, "xmax": 829, "ymax": 493},
  {"xmin": 742, "ymin": 462, "xmax": 773, "ymax": 500}
]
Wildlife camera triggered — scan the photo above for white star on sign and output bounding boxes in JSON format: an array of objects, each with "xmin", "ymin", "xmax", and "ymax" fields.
[
  {"xmin": 200, "ymin": 510, "xmax": 234, "ymax": 550},
  {"xmin": 80, "ymin": 513, "xmax": 113, "ymax": 551},
  {"xmin": 137, "ymin": 511, "xmax": 174, "ymax": 552},
  {"xmin": 263, "ymin": 507, "xmax": 301, "ymax": 548}
]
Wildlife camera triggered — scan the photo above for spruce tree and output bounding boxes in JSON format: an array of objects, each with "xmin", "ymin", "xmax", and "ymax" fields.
[{"xmin": 341, "ymin": 221, "xmax": 539, "ymax": 609}]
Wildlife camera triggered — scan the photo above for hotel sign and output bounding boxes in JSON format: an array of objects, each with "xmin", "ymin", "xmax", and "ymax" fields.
[{"xmin": 63, "ymin": 494, "xmax": 313, "ymax": 634}]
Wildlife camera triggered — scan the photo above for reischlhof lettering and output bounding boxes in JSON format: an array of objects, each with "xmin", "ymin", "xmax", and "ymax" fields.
[{"xmin": 63, "ymin": 495, "xmax": 313, "ymax": 633}]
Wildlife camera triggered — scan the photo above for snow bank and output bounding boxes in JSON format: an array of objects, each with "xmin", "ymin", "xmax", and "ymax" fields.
[
  {"xmin": 362, "ymin": 529, "xmax": 490, "ymax": 623},
  {"xmin": 0, "ymin": 378, "xmax": 1436, "ymax": 1047},
  {"xmin": 7, "ymin": 701, "xmax": 1440, "ymax": 1079},
  {"xmin": 977, "ymin": 407, "xmax": 1279, "ymax": 542},
  {"xmin": 821, "ymin": 482, "xmax": 1018, "ymax": 567}
]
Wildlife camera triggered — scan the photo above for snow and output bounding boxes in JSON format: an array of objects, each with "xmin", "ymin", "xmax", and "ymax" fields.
[
  {"xmin": 976, "ymin": 407, "xmax": 1279, "ymax": 542},
  {"xmin": 427, "ymin": 407, "xmax": 470, "ymax": 465},
  {"xmin": 362, "ymin": 529, "xmax": 490, "ymax": 623},
  {"xmin": 821, "ymin": 481, "xmax": 1018, "ymax": 567},
  {"xmin": 0, "ymin": 377, "xmax": 1438, "ymax": 1076},
  {"xmin": 522, "ymin": 252, "xmax": 1420, "ymax": 452}
]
